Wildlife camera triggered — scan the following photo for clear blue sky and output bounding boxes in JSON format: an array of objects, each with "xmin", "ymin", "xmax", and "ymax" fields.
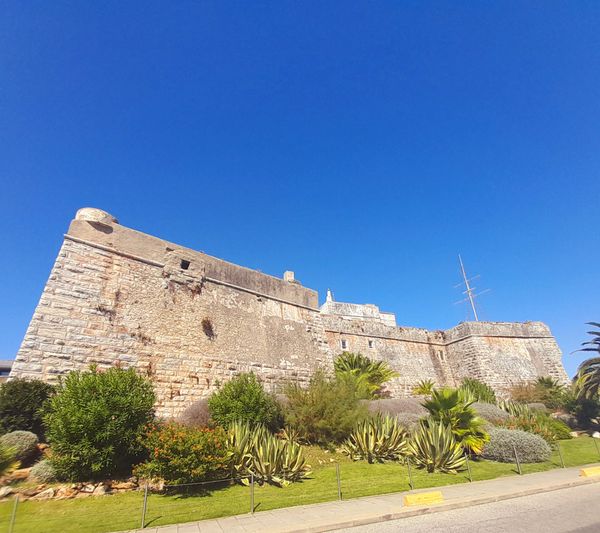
[{"xmin": 1, "ymin": 2, "xmax": 598, "ymax": 377}]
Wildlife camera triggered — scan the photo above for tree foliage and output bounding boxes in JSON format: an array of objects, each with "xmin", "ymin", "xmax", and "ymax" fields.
[{"xmin": 575, "ymin": 322, "xmax": 600, "ymax": 399}]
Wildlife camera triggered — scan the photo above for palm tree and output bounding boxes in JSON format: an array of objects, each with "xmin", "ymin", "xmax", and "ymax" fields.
[
  {"xmin": 575, "ymin": 322, "xmax": 600, "ymax": 399},
  {"xmin": 412, "ymin": 379, "xmax": 435, "ymax": 396},
  {"xmin": 422, "ymin": 388, "xmax": 489, "ymax": 455},
  {"xmin": 334, "ymin": 352, "xmax": 398, "ymax": 399}
]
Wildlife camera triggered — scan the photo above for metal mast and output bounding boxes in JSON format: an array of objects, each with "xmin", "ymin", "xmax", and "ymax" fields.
[
  {"xmin": 454, "ymin": 255, "xmax": 489, "ymax": 321},
  {"xmin": 459, "ymin": 255, "xmax": 478, "ymax": 321}
]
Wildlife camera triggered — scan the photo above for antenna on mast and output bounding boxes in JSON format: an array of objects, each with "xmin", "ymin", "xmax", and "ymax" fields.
[{"xmin": 453, "ymin": 255, "xmax": 490, "ymax": 321}]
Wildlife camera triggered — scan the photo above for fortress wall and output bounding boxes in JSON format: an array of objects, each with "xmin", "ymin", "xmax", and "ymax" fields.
[
  {"xmin": 10, "ymin": 208, "xmax": 570, "ymax": 412},
  {"xmin": 10, "ymin": 214, "xmax": 331, "ymax": 418},
  {"xmin": 320, "ymin": 316, "xmax": 457, "ymax": 395},
  {"xmin": 444, "ymin": 322, "xmax": 569, "ymax": 393}
]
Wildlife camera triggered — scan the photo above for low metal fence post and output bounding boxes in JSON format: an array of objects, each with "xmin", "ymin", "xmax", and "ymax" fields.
[
  {"xmin": 557, "ymin": 441, "xmax": 565, "ymax": 468},
  {"xmin": 140, "ymin": 482, "xmax": 148, "ymax": 529},
  {"xmin": 250, "ymin": 473, "xmax": 255, "ymax": 514},
  {"xmin": 513, "ymin": 444, "xmax": 522, "ymax": 475},
  {"xmin": 406, "ymin": 457, "xmax": 414, "ymax": 490},
  {"xmin": 336, "ymin": 463, "xmax": 342, "ymax": 501},
  {"xmin": 465, "ymin": 452, "xmax": 473, "ymax": 482},
  {"xmin": 8, "ymin": 494, "xmax": 18, "ymax": 533}
]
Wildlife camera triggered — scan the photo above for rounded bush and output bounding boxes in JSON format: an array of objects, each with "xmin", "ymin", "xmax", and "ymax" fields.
[
  {"xmin": 30, "ymin": 459, "xmax": 57, "ymax": 483},
  {"xmin": 178, "ymin": 398, "xmax": 211, "ymax": 428},
  {"xmin": 209, "ymin": 373, "xmax": 282, "ymax": 430},
  {"xmin": 394, "ymin": 412, "xmax": 422, "ymax": 431},
  {"xmin": 0, "ymin": 379, "xmax": 55, "ymax": 439},
  {"xmin": 0, "ymin": 431, "xmax": 39, "ymax": 464},
  {"xmin": 482, "ymin": 428, "xmax": 551, "ymax": 463},
  {"xmin": 472, "ymin": 402, "xmax": 510, "ymax": 425},
  {"xmin": 366, "ymin": 398, "xmax": 428, "ymax": 417},
  {"xmin": 527, "ymin": 403, "xmax": 549, "ymax": 413}
]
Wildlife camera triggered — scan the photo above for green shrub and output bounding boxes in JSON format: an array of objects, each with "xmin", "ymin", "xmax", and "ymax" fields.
[
  {"xmin": 0, "ymin": 431, "xmax": 38, "ymax": 464},
  {"xmin": 334, "ymin": 352, "xmax": 398, "ymax": 399},
  {"xmin": 423, "ymin": 388, "xmax": 489, "ymax": 454},
  {"xmin": 459, "ymin": 378, "xmax": 496, "ymax": 404},
  {"xmin": 482, "ymin": 428, "xmax": 551, "ymax": 463},
  {"xmin": 44, "ymin": 366, "xmax": 155, "ymax": 481},
  {"xmin": 135, "ymin": 423, "xmax": 230, "ymax": 485},
  {"xmin": 499, "ymin": 412, "xmax": 572, "ymax": 443},
  {"xmin": 408, "ymin": 420, "xmax": 466, "ymax": 473},
  {"xmin": 30, "ymin": 459, "xmax": 57, "ymax": 483},
  {"xmin": 208, "ymin": 373, "xmax": 282, "ymax": 430},
  {"xmin": 0, "ymin": 443, "xmax": 19, "ymax": 476},
  {"xmin": 342, "ymin": 414, "xmax": 409, "ymax": 463},
  {"xmin": 0, "ymin": 379, "xmax": 55, "ymax": 439},
  {"xmin": 283, "ymin": 370, "xmax": 367, "ymax": 445},
  {"xmin": 472, "ymin": 402, "xmax": 510, "ymax": 425},
  {"xmin": 178, "ymin": 398, "xmax": 211, "ymax": 428},
  {"xmin": 228, "ymin": 421, "xmax": 311, "ymax": 486}
]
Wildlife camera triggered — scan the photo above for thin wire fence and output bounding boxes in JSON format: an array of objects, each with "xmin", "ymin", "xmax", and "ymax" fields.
[{"xmin": 2, "ymin": 437, "xmax": 599, "ymax": 532}]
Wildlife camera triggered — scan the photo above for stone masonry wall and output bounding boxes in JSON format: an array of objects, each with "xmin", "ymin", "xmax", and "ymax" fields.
[
  {"xmin": 10, "ymin": 210, "xmax": 332, "ymax": 418},
  {"xmin": 10, "ymin": 208, "xmax": 570, "ymax": 414}
]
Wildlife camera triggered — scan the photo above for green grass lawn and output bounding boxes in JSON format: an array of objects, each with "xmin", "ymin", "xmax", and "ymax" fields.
[{"xmin": 1, "ymin": 437, "xmax": 599, "ymax": 533}]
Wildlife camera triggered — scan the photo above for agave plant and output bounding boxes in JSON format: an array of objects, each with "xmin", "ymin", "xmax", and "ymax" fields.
[
  {"xmin": 342, "ymin": 414, "xmax": 409, "ymax": 463},
  {"xmin": 334, "ymin": 352, "xmax": 399, "ymax": 399},
  {"xmin": 422, "ymin": 388, "xmax": 489, "ymax": 454},
  {"xmin": 407, "ymin": 419, "xmax": 466, "ymax": 473},
  {"xmin": 228, "ymin": 421, "xmax": 311, "ymax": 486},
  {"xmin": 412, "ymin": 379, "xmax": 435, "ymax": 396}
]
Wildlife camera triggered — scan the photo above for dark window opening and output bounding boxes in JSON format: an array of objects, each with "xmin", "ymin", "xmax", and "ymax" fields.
[
  {"xmin": 181, "ymin": 259, "xmax": 191, "ymax": 270},
  {"xmin": 368, "ymin": 340, "xmax": 374, "ymax": 348}
]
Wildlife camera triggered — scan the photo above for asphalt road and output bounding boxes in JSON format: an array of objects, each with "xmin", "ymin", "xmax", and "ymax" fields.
[{"xmin": 337, "ymin": 483, "xmax": 600, "ymax": 533}]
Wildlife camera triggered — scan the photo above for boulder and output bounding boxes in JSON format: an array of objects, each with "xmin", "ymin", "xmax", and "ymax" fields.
[
  {"xmin": 92, "ymin": 484, "xmax": 107, "ymax": 496},
  {"xmin": 0, "ymin": 486, "xmax": 13, "ymax": 498},
  {"xmin": 32, "ymin": 488, "xmax": 55, "ymax": 500},
  {"xmin": 112, "ymin": 481, "xmax": 136, "ymax": 490}
]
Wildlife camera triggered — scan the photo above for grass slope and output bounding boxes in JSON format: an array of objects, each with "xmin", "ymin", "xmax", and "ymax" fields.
[{"xmin": 1, "ymin": 437, "xmax": 598, "ymax": 533}]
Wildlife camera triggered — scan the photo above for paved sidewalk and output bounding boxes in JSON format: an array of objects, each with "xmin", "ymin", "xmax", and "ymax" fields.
[{"xmin": 127, "ymin": 464, "xmax": 600, "ymax": 533}]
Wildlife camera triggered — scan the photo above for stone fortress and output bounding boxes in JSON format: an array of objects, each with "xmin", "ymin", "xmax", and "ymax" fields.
[{"xmin": 9, "ymin": 208, "xmax": 569, "ymax": 417}]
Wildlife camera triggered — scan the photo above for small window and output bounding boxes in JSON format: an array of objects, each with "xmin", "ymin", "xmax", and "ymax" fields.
[
  {"xmin": 180, "ymin": 259, "xmax": 191, "ymax": 270},
  {"xmin": 368, "ymin": 340, "xmax": 374, "ymax": 349},
  {"xmin": 341, "ymin": 339, "xmax": 348, "ymax": 350}
]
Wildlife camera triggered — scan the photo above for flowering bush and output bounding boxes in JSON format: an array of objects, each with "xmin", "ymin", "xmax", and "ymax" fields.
[{"xmin": 135, "ymin": 423, "xmax": 231, "ymax": 485}]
